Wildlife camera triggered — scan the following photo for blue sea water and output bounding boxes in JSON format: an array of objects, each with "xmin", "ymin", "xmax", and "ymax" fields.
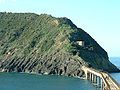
[
  {"xmin": 0, "ymin": 73, "xmax": 95, "ymax": 90},
  {"xmin": 110, "ymin": 57, "xmax": 120, "ymax": 84}
]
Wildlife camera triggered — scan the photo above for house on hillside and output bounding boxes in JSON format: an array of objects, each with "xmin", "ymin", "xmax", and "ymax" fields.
[{"xmin": 77, "ymin": 40, "xmax": 85, "ymax": 47}]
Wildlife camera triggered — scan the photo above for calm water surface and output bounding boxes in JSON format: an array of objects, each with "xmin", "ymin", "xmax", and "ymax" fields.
[
  {"xmin": 0, "ymin": 73, "xmax": 95, "ymax": 90},
  {"xmin": 110, "ymin": 57, "xmax": 120, "ymax": 84}
]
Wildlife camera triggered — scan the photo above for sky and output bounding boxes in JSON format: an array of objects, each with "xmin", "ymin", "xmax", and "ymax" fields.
[{"xmin": 0, "ymin": 0, "xmax": 120, "ymax": 57}]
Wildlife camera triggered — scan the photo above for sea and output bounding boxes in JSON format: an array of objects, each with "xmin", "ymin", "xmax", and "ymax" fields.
[
  {"xmin": 0, "ymin": 57, "xmax": 119, "ymax": 90},
  {"xmin": 110, "ymin": 57, "xmax": 120, "ymax": 84}
]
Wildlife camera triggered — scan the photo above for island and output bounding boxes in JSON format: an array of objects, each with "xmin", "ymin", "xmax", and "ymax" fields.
[{"xmin": 0, "ymin": 12, "xmax": 119, "ymax": 76}]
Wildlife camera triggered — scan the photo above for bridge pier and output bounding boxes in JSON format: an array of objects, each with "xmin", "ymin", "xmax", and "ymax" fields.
[
  {"xmin": 84, "ymin": 70, "xmax": 106, "ymax": 90},
  {"xmin": 93, "ymin": 75, "xmax": 97, "ymax": 84},
  {"xmin": 90, "ymin": 73, "xmax": 92, "ymax": 81},
  {"xmin": 92, "ymin": 74, "xmax": 94, "ymax": 83},
  {"xmin": 95, "ymin": 75, "xmax": 97, "ymax": 84},
  {"xmin": 98, "ymin": 77, "xmax": 101, "ymax": 88}
]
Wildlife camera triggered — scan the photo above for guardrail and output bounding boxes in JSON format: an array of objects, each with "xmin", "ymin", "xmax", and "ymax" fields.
[{"xmin": 81, "ymin": 66, "xmax": 120, "ymax": 90}]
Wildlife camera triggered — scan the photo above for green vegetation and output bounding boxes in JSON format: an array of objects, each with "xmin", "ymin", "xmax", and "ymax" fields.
[{"xmin": 0, "ymin": 12, "xmax": 119, "ymax": 74}]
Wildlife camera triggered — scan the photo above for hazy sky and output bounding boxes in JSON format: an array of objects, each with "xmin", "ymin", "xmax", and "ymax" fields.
[{"xmin": 0, "ymin": 0, "xmax": 120, "ymax": 57}]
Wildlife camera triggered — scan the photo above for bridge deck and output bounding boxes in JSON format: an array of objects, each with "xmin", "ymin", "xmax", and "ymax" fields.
[{"xmin": 82, "ymin": 66, "xmax": 120, "ymax": 90}]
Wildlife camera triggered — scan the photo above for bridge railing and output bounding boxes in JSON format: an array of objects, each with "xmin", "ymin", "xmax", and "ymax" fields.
[
  {"xmin": 101, "ymin": 72, "xmax": 120, "ymax": 89},
  {"xmin": 100, "ymin": 72, "xmax": 111, "ymax": 90},
  {"xmin": 81, "ymin": 66, "xmax": 120, "ymax": 90}
]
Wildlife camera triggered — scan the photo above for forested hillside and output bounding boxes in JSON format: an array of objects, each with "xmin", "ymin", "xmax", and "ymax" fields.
[{"xmin": 0, "ymin": 12, "xmax": 119, "ymax": 77}]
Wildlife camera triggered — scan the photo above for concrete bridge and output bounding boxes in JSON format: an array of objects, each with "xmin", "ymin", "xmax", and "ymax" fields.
[{"xmin": 81, "ymin": 66, "xmax": 120, "ymax": 90}]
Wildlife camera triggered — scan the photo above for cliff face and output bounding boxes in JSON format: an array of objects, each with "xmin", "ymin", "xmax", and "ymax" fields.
[{"xmin": 0, "ymin": 12, "xmax": 119, "ymax": 77}]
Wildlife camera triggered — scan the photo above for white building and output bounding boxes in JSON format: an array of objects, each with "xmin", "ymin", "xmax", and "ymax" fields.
[{"xmin": 77, "ymin": 40, "xmax": 84, "ymax": 46}]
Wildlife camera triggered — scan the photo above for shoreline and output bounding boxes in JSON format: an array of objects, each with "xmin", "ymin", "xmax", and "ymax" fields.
[
  {"xmin": 0, "ymin": 70, "xmax": 86, "ymax": 80},
  {"xmin": 0, "ymin": 67, "xmax": 119, "ymax": 81}
]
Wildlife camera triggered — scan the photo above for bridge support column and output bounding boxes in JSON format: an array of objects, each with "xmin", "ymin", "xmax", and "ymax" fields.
[
  {"xmin": 101, "ymin": 80, "xmax": 105, "ymax": 90},
  {"xmin": 87, "ymin": 72, "xmax": 90, "ymax": 80},
  {"xmin": 92, "ymin": 74, "xmax": 95, "ymax": 83},
  {"xmin": 84, "ymin": 69, "xmax": 88, "ymax": 79},
  {"xmin": 90, "ymin": 73, "xmax": 92, "ymax": 81},
  {"xmin": 91, "ymin": 74, "xmax": 94, "ymax": 83},
  {"xmin": 93, "ymin": 75, "xmax": 97, "ymax": 84},
  {"xmin": 94, "ymin": 76, "xmax": 99, "ymax": 87},
  {"xmin": 98, "ymin": 77, "xmax": 102, "ymax": 88}
]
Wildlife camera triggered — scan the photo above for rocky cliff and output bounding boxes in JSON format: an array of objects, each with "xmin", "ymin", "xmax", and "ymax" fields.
[{"xmin": 0, "ymin": 12, "xmax": 119, "ymax": 77}]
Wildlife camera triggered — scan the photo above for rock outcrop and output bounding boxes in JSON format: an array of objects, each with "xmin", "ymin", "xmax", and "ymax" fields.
[{"xmin": 0, "ymin": 12, "xmax": 119, "ymax": 77}]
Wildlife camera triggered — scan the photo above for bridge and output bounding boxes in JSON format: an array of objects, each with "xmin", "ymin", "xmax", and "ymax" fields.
[{"xmin": 81, "ymin": 66, "xmax": 120, "ymax": 90}]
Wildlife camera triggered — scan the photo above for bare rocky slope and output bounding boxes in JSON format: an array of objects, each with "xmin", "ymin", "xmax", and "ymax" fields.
[{"xmin": 0, "ymin": 12, "xmax": 119, "ymax": 77}]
